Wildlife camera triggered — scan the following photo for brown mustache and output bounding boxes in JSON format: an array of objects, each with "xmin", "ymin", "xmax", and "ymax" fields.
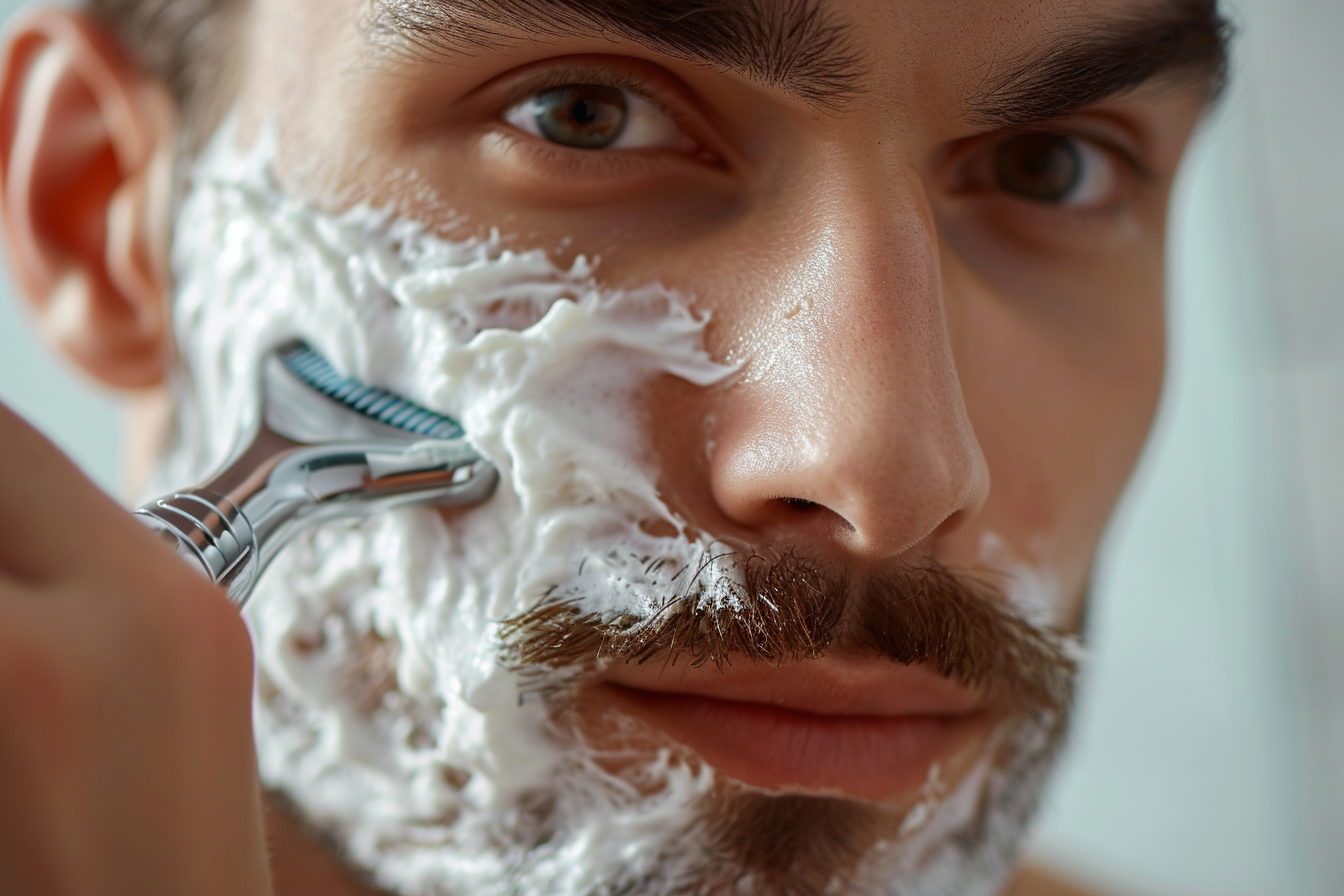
[{"xmin": 499, "ymin": 550, "xmax": 1076, "ymax": 715}]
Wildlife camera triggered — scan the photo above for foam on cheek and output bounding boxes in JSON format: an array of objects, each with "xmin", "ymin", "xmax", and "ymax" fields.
[
  {"xmin": 158, "ymin": 120, "xmax": 745, "ymax": 890},
  {"xmin": 161, "ymin": 120, "xmax": 732, "ymax": 619},
  {"xmin": 976, "ymin": 531, "xmax": 1066, "ymax": 628}
]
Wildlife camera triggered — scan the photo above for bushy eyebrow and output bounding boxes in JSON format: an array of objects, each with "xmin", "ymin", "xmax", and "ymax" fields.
[
  {"xmin": 363, "ymin": 0, "xmax": 868, "ymax": 108},
  {"xmin": 967, "ymin": 0, "xmax": 1234, "ymax": 130},
  {"xmin": 363, "ymin": 0, "xmax": 1231, "ymax": 125}
]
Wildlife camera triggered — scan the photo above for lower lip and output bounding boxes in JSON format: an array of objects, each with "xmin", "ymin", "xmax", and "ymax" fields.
[{"xmin": 596, "ymin": 684, "xmax": 993, "ymax": 803}]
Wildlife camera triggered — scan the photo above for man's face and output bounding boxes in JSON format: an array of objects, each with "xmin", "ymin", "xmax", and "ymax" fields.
[
  {"xmin": 234, "ymin": 0, "xmax": 1210, "ymax": 613},
  {"xmin": 163, "ymin": 0, "xmax": 1219, "ymax": 892}
]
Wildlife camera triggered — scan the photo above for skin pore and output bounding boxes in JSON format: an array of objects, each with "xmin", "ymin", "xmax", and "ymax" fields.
[{"xmin": 0, "ymin": 0, "xmax": 1226, "ymax": 893}]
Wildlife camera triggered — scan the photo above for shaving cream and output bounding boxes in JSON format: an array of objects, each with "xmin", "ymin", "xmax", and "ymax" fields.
[{"xmin": 152, "ymin": 119, "xmax": 1063, "ymax": 896}]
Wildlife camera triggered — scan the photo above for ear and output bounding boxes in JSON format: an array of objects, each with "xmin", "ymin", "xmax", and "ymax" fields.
[{"xmin": 0, "ymin": 9, "xmax": 177, "ymax": 390}]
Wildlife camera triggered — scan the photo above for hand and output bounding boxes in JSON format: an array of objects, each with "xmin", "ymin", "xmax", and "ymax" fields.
[{"xmin": 0, "ymin": 401, "xmax": 272, "ymax": 896}]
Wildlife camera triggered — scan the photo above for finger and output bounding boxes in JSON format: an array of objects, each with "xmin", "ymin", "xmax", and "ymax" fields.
[{"xmin": 0, "ymin": 400, "xmax": 147, "ymax": 583}]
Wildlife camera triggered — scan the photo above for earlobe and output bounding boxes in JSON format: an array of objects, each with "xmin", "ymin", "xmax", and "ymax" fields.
[{"xmin": 0, "ymin": 10, "xmax": 176, "ymax": 390}]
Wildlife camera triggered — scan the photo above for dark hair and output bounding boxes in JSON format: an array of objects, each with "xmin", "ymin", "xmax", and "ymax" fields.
[{"xmin": 85, "ymin": 0, "xmax": 242, "ymax": 141}]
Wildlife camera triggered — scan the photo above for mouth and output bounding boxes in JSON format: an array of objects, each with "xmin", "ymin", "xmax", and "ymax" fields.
[{"xmin": 577, "ymin": 654, "xmax": 1002, "ymax": 803}]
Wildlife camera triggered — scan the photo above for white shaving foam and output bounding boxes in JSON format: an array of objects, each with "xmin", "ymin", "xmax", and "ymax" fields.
[{"xmin": 153, "ymin": 119, "xmax": 1064, "ymax": 896}]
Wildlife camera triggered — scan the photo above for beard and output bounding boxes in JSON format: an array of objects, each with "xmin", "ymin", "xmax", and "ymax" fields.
[
  {"xmin": 151, "ymin": 118, "xmax": 1080, "ymax": 896},
  {"xmin": 497, "ymin": 554, "xmax": 1076, "ymax": 896}
]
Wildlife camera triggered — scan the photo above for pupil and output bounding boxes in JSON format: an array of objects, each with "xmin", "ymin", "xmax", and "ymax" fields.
[
  {"xmin": 534, "ymin": 85, "xmax": 628, "ymax": 150},
  {"xmin": 993, "ymin": 133, "xmax": 1082, "ymax": 203}
]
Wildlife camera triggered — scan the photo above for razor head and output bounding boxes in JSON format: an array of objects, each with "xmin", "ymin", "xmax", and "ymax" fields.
[
  {"xmin": 276, "ymin": 340, "xmax": 466, "ymax": 440},
  {"xmin": 265, "ymin": 341, "xmax": 469, "ymax": 446},
  {"xmin": 139, "ymin": 340, "xmax": 497, "ymax": 607}
]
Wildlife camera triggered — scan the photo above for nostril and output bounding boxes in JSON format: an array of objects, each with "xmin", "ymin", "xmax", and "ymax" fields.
[{"xmin": 763, "ymin": 495, "xmax": 859, "ymax": 542}]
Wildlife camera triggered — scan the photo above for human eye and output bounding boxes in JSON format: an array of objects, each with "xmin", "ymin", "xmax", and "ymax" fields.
[
  {"xmin": 991, "ymin": 133, "xmax": 1124, "ymax": 206},
  {"xmin": 503, "ymin": 83, "xmax": 696, "ymax": 153},
  {"xmin": 950, "ymin": 130, "xmax": 1141, "ymax": 211}
]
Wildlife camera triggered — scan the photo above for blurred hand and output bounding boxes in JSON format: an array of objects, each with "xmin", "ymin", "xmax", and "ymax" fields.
[{"xmin": 0, "ymin": 401, "xmax": 272, "ymax": 896}]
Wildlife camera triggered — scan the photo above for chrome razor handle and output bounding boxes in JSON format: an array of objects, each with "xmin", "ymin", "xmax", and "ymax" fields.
[
  {"xmin": 136, "ymin": 436, "xmax": 497, "ymax": 607},
  {"xmin": 136, "ymin": 488, "xmax": 261, "ymax": 603}
]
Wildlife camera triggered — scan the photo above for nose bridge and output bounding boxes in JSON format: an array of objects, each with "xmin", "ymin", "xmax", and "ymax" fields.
[{"xmin": 710, "ymin": 163, "xmax": 989, "ymax": 559}]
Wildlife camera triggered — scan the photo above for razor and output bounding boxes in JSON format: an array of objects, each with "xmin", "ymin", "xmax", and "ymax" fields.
[{"xmin": 135, "ymin": 341, "xmax": 498, "ymax": 607}]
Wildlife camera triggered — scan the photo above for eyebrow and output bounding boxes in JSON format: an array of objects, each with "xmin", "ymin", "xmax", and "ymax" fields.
[
  {"xmin": 967, "ymin": 0, "xmax": 1234, "ymax": 130},
  {"xmin": 364, "ymin": 0, "xmax": 867, "ymax": 107}
]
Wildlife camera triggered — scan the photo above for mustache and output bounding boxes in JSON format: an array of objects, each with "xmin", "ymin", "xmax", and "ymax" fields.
[{"xmin": 499, "ymin": 550, "xmax": 1077, "ymax": 715}]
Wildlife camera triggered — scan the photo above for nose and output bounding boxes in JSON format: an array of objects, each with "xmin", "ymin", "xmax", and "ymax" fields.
[{"xmin": 708, "ymin": 168, "xmax": 989, "ymax": 561}]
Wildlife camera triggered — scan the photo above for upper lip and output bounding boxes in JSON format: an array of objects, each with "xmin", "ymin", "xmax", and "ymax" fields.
[{"xmin": 594, "ymin": 651, "xmax": 990, "ymax": 718}]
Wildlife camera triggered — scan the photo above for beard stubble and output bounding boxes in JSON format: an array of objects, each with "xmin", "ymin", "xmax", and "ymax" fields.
[{"xmin": 498, "ymin": 551, "xmax": 1078, "ymax": 895}]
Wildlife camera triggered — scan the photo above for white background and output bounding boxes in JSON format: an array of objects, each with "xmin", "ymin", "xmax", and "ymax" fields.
[{"xmin": 0, "ymin": 2, "xmax": 1337, "ymax": 894}]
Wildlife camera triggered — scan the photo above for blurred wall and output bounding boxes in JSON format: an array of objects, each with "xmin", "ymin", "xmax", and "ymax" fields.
[
  {"xmin": 1028, "ymin": 2, "xmax": 1341, "ymax": 894},
  {"xmin": 0, "ymin": 1, "xmax": 1335, "ymax": 894},
  {"xmin": 0, "ymin": 281, "xmax": 122, "ymax": 491},
  {"xmin": 1028, "ymin": 73, "xmax": 1312, "ymax": 896},
  {"xmin": 1236, "ymin": 1, "xmax": 1344, "ymax": 892}
]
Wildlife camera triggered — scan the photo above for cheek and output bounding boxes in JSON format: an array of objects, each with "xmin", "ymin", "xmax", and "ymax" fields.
[{"xmin": 943, "ymin": 247, "xmax": 1166, "ymax": 606}]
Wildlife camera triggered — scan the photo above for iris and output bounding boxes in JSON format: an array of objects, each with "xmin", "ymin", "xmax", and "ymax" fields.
[
  {"xmin": 993, "ymin": 133, "xmax": 1083, "ymax": 203},
  {"xmin": 529, "ymin": 85, "xmax": 629, "ymax": 149}
]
